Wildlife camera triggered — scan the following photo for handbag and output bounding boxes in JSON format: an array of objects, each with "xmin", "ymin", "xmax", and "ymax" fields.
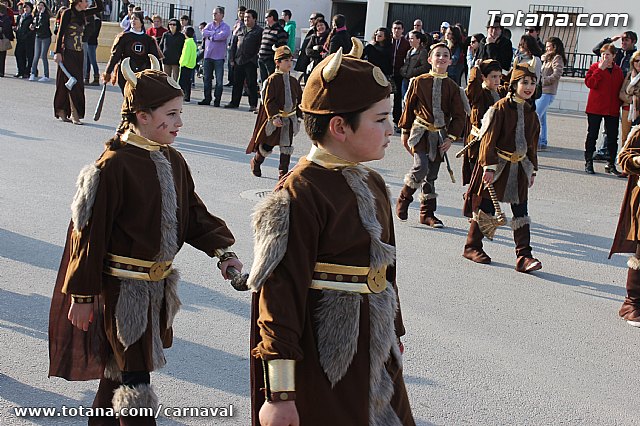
[{"xmin": 0, "ymin": 37, "xmax": 12, "ymax": 52}]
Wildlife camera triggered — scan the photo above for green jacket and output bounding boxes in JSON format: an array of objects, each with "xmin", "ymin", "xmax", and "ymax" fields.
[
  {"xmin": 284, "ymin": 20, "xmax": 296, "ymax": 52},
  {"xmin": 179, "ymin": 37, "xmax": 197, "ymax": 69}
]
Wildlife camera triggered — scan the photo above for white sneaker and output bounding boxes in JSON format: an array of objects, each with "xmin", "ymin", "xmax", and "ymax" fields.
[
  {"xmin": 38, "ymin": 76, "xmax": 50, "ymax": 82},
  {"xmin": 28, "ymin": 74, "xmax": 37, "ymax": 81}
]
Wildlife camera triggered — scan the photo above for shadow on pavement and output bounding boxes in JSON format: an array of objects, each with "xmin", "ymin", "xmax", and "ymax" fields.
[
  {"xmin": 0, "ymin": 228, "xmax": 63, "ymax": 271},
  {"xmin": 0, "ymin": 127, "xmax": 47, "ymax": 142},
  {"xmin": 0, "ymin": 288, "xmax": 50, "ymax": 341},
  {"xmin": 179, "ymin": 280, "xmax": 250, "ymax": 318}
]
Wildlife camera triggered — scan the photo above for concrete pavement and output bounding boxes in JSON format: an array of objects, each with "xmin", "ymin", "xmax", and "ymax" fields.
[{"xmin": 0, "ymin": 60, "xmax": 636, "ymax": 425}]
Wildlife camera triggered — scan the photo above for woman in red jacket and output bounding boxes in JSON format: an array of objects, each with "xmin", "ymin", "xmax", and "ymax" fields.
[{"xmin": 584, "ymin": 43, "xmax": 624, "ymax": 175}]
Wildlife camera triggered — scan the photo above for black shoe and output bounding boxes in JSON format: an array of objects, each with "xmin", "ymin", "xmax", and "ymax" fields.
[
  {"xmin": 223, "ymin": 103, "xmax": 239, "ymax": 109},
  {"xmin": 592, "ymin": 152, "xmax": 608, "ymax": 162},
  {"xmin": 585, "ymin": 161, "xmax": 595, "ymax": 174},
  {"xmin": 213, "ymin": 101, "xmax": 220, "ymax": 107},
  {"xmin": 225, "ymin": 82, "xmax": 233, "ymax": 87},
  {"xmin": 605, "ymin": 163, "xmax": 623, "ymax": 176},
  {"xmin": 197, "ymin": 100, "xmax": 211, "ymax": 105},
  {"xmin": 13, "ymin": 73, "xmax": 21, "ymax": 78}
]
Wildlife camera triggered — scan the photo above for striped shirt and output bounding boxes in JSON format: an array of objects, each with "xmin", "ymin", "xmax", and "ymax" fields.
[{"xmin": 259, "ymin": 22, "xmax": 288, "ymax": 60}]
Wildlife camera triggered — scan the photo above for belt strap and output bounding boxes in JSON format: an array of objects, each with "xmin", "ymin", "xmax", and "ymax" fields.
[
  {"xmin": 496, "ymin": 148, "xmax": 526, "ymax": 163},
  {"xmin": 414, "ymin": 116, "xmax": 445, "ymax": 132},
  {"xmin": 278, "ymin": 109, "xmax": 297, "ymax": 118},
  {"xmin": 104, "ymin": 253, "xmax": 173, "ymax": 282},
  {"xmin": 310, "ymin": 262, "xmax": 387, "ymax": 294}
]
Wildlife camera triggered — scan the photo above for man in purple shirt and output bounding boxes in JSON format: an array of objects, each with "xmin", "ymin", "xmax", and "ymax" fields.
[{"xmin": 198, "ymin": 6, "xmax": 231, "ymax": 106}]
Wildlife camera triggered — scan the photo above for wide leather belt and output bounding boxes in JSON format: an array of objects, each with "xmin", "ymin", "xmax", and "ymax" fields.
[
  {"xmin": 278, "ymin": 109, "xmax": 297, "ymax": 118},
  {"xmin": 414, "ymin": 116, "xmax": 445, "ymax": 132},
  {"xmin": 310, "ymin": 262, "xmax": 387, "ymax": 294},
  {"xmin": 496, "ymin": 148, "xmax": 526, "ymax": 163},
  {"xmin": 104, "ymin": 253, "xmax": 173, "ymax": 282}
]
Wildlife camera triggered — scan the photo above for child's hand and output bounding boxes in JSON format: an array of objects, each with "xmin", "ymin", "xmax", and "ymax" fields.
[
  {"xmin": 68, "ymin": 301, "xmax": 94, "ymax": 332},
  {"xmin": 273, "ymin": 117, "xmax": 283, "ymax": 127}
]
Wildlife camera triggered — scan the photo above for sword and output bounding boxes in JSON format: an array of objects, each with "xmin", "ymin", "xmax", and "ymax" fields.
[
  {"xmin": 438, "ymin": 129, "xmax": 456, "ymax": 183},
  {"xmin": 58, "ymin": 62, "xmax": 77, "ymax": 90},
  {"xmin": 455, "ymin": 138, "xmax": 480, "ymax": 158},
  {"xmin": 93, "ymin": 84, "xmax": 107, "ymax": 121},
  {"xmin": 214, "ymin": 249, "xmax": 249, "ymax": 291}
]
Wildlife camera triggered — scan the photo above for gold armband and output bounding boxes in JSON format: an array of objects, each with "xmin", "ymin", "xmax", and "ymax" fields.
[
  {"xmin": 447, "ymin": 134, "xmax": 457, "ymax": 141},
  {"xmin": 265, "ymin": 359, "xmax": 295, "ymax": 401},
  {"xmin": 483, "ymin": 165, "xmax": 497, "ymax": 172},
  {"xmin": 71, "ymin": 294, "xmax": 95, "ymax": 304}
]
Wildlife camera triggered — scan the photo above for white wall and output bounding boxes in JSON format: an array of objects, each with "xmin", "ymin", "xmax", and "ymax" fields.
[{"xmin": 365, "ymin": 0, "xmax": 635, "ymax": 54}]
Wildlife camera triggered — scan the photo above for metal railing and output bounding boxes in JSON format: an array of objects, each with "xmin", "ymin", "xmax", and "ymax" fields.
[
  {"xmin": 563, "ymin": 52, "xmax": 599, "ymax": 78},
  {"xmin": 111, "ymin": 0, "xmax": 192, "ymax": 25}
]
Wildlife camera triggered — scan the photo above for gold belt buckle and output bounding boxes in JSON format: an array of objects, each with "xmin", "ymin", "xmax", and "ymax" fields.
[
  {"xmin": 148, "ymin": 262, "xmax": 167, "ymax": 281},
  {"xmin": 367, "ymin": 266, "xmax": 387, "ymax": 293},
  {"xmin": 510, "ymin": 152, "xmax": 520, "ymax": 162}
]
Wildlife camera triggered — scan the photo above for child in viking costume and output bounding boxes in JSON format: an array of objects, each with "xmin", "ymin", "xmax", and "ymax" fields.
[
  {"xmin": 610, "ymin": 125, "xmax": 640, "ymax": 327},
  {"xmin": 246, "ymin": 45, "xmax": 303, "ymax": 179},
  {"xmin": 396, "ymin": 42, "xmax": 467, "ymax": 228},
  {"xmin": 48, "ymin": 57, "xmax": 243, "ymax": 426},
  {"xmin": 247, "ymin": 38, "xmax": 415, "ymax": 426},
  {"xmin": 462, "ymin": 61, "xmax": 542, "ymax": 273},
  {"xmin": 462, "ymin": 59, "xmax": 507, "ymax": 184}
]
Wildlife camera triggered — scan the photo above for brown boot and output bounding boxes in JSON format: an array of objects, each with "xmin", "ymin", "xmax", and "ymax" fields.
[
  {"xmin": 620, "ymin": 257, "xmax": 640, "ymax": 326},
  {"xmin": 89, "ymin": 379, "xmax": 121, "ymax": 426},
  {"xmin": 91, "ymin": 75, "xmax": 100, "ymax": 86},
  {"xmin": 395, "ymin": 185, "xmax": 417, "ymax": 221},
  {"xmin": 419, "ymin": 196, "xmax": 443, "ymax": 228},
  {"xmin": 278, "ymin": 153, "xmax": 291, "ymax": 180},
  {"xmin": 250, "ymin": 152, "xmax": 265, "ymax": 177},
  {"xmin": 113, "ymin": 384, "xmax": 158, "ymax": 426},
  {"xmin": 70, "ymin": 99, "xmax": 83, "ymax": 125},
  {"xmin": 463, "ymin": 219, "xmax": 491, "ymax": 264},
  {"xmin": 512, "ymin": 217, "xmax": 542, "ymax": 273}
]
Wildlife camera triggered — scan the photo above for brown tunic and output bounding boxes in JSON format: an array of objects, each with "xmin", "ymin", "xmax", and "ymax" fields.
[
  {"xmin": 464, "ymin": 95, "xmax": 540, "ymax": 216},
  {"xmin": 611, "ymin": 126, "xmax": 640, "ymax": 257},
  {"xmin": 246, "ymin": 71, "xmax": 303, "ymax": 154},
  {"xmin": 105, "ymin": 31, "xmax": 161, "ymax": 92},
  {"xmin": 399, "ymin": 72, "xmax": 466, "ymax": 161},
  {"xmin": 49, "ymin": 140, "xmax": 235, "ymax": 380},
  {"xmin": 53, "ymin": 0, "xmax": 103, "ymax": 119},
  {"xmin": 249, "ymin": 149, "xmax": 414, "ymax": 425}
]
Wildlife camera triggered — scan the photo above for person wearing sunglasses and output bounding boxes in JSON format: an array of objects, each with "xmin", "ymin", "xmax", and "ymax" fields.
[{"xmin": 524, "ymin": 26, "xmax": 544, "ymax": 53}]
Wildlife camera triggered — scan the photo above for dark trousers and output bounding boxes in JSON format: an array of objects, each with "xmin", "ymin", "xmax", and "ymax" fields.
[
  {"xmin": 14, "ymin": 38, "xmax": 34, "ymax": 76},
  {"xmin": 0, "ymin": 50, "xmax": 6, "ymax": 77},
  {"xmin": 479, "ymin": 197, "xmax": 528, "ymax": 218},
  {"xmin": 202, "ymin": 58, "xmax": 224, "ymax": 103},
  {"xmin": 585, "ymin": 113, "xmax": 619, "ymax": 163},
  {"xmin": 258, "ymin": 57, "xmax": 275, "ymax": 83},
  {"xmin": 179, "ymin": 66, "xmax": 193, "ymax": 101},
  {"xmin": 392, "ymin": 73, "xmax": 404, "ymax": 124},
  {"xmin": 231, "ymin": 62, "xmax": 259, "ymax": 107}
]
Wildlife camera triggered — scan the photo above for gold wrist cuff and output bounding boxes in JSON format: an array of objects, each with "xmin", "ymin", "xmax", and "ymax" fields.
[
  {"xmin": 267, "ymin": 359, "xmax": 296, "ymax": 392},
  {"xmin": 633, "ymin": 156, "xmax": 640, "ymax": 167},
  {"xmin": 483, "ymin": 165, "xmax": 497, "ymax": 172}
]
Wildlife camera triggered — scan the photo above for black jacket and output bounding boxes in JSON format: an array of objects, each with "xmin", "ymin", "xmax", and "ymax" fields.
[
  {"xmin": 476, "ymin": 35, "xmax": 513, "ymax": 72},
  {"xmin": 231, "ymin": 25, "xmax": 263, "ymax": 66},
  {"xmin": 15, "ymin": 13, "xmax": 35, "ymax": 42},
  {"xmin": 34, "ymin": 11, "xmax": 52, "ymax": 39},
  {"xmin": 0, "ymin": 14, "xmax": 14, "ymax": 41},
  {"xmin": 159, "ymin": 30, "xmax": 185, "ymax": 65},
  {"xmin": 364, "ymin": 43, "xmax": 393, "ymax": 76},
  {"xmin": 328, "ymin": 29, "xmax": 352, "ymax": 54},
  {"xmin": 82, "ymin": 16, "xmax": 101, "ymax": 45}
]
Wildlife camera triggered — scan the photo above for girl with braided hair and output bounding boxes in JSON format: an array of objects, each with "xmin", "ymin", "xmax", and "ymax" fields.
[{"xmin": 49, "ymin": 58, "xmax": 243, "ymax": 425}]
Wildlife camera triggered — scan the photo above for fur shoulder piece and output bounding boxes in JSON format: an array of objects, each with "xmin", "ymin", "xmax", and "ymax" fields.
[
  {"xmin": 71, "ymin": 163, "xmax": 101, "ymax": 232},
  {"xmin": 458, "ymin": 85, "xmax": 471, "ymax": 115},
  {"xmin": 247, "ymin": 190, "xmax": 291, "ymax": 292},
  {"xmin": 477, "ymin": 104, "xmax": 497, "ymax": 141}
]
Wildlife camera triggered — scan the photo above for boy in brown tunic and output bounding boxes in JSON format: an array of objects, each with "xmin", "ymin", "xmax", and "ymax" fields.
[
  {"xmin": 48, "ymin": 58, "xmax": 243, "ymax": 425},
  {"xmin": 610, "ymin": 125, "xmax": 640, "ymax": 326},
  {"xmin": 463, "ymin": 59, "xmax": 507, "ymax": 184},
  {"xmin": 248, "ymin": 39, "xmax": 415, "ymax": 426},
  {"xmin": 246, "ymin": 45, "xmax": 303, "ymax": 179},
  {"xmin": 396, "ymin": 43, "xmax": 467, "ymax": 227},
  {"xmin": 463, "ymin": 61, "xmax": 542, "ymax": 273}
]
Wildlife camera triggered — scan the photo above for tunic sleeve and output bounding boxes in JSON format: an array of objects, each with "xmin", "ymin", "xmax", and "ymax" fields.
[
  {"xmin": 263, "ymin": 76, "xmax": 282, "ymax": 119},
  {"xmin": 398, "ymin": 78, "xmax": 418, "ymax": 130},
  {"xmin": 63, "ymin": 157, "xmax": 122, "ymax": 296},
  {"xmin": 478, "ymin": 106, "xmax": 503, "ymax": 169},
  {"xmin": 446, "ymin": 79, "xmax": 467, "ymax": 139},
  {"xmin": 54, "ymin": 9, "xmax": 70, "ymax": 54},
  {"xmin": 465, "ymin": 65, "xmax": 484, "ymax": 105},
  {"xmin": 254, "ymin": 183, "xmax": 321, "ymax": 361},
  {"xmin": 105, "ymin": 33, "xmax": 124, "ymax": 74},
  {"xmin": 619, "ymin": 128, "xmax": 640, "ymax": 175},
  {"xmin": 526, "ymin": 109, "xmax": 540, "ymax": 171}
]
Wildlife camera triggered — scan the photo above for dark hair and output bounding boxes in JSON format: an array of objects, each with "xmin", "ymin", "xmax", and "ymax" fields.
[
  {"xmin": 245, "ymin": 9, "xmax": 257, "ymax": 20},
  {"xmin": 168, "ymin": 18, "xmax": 181, "ymax": 32},
  {"xmin": 486, "ymin": 15, "xmax": 502, "ymax": 28},
  {"xmin": 199, "ymin": 21, "xmax": 207, "ymax": 28},
  {"xmin": 214, "ymin": 6, "xmax": 225, "ymax": 15},
  {"xmin": 479, "ymin": 60, "xmax": 502, "ymax": 76},
  {"xmin": 502, "ymin": 28, "xmax": 511, "ymax": 40},
  {"xmin": 519, "ymin": 35, "xmax": 542, "ymax": 57},
  {"xmin": 180, "ymin": 14, "xmax": 190, "ymax": 24},
  {"xmin": 429, "ymin": 42, "xmax": 450, "ymax": 56},
  {"xmin": 22, "ymin": 1, "xmax": 33, "ymax": 11},
  {"xmin": 132, "ymin": 11, "xmax": 145, "ymax": 31},
  {"xmin": 545, "ymin": 36, "xmax": 567, "ymax": 65},
  {"xmin": 266, "ymin": 9, "xmax": 278, "ymax": 20},
  {"xmin": 314, "ymin": 19, "xmax": 328, "ymax": 32},
  {"xmin": 446, "ymin": 25, "xmax": 462, "ymax": 48},
  {"xmin": 238, "ymin": 6, "xmax": 246, "ymax": 12},
  {"xmin": 107, "ymin": 105, "xmax": 165, "ymax": 150},
  {"xmin": 373, "ymin": 27, "xmax": 391, "ymax": 47},
  {"xmin": 332, "ymin": 14, "xmax": 346, "ymax": 28},
  {"xmin": 392, "ymin": 20, "xmax": 404, "ymax": 29},
  {"xmin": 303, "ymin": 109, "xmax": 365, "ymax": 141},
  {"xmin": 185, "ymin": 26, "xmax": 195, "ymax": 38},
  {"xmin": 471, "ymin": 33, "xmax": 485, "ymax": 44},
  {"xmin": 315, "ymin": 12, "xmax": 324, "ymax": 21},
  {"xmin": 282, "ymin": 9, "xmax": 291, "ymax": 19},
  {"xmin": 409, "ymin": 30, "xmax": 426, "ymax": 44},
  {"xmin": 623, "ymin": 31, "xmax": 638, "ymax": 43}
]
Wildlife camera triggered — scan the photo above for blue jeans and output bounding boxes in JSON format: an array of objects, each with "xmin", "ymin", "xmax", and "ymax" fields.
[
  {"xmin": 401, "ymin": 78, "xmax": 411, "ymax": 104},
  {"xmin": 31, "ymin": 36, "xmax": 51, "ymax": 77},
  {"xmin": 535, "ymin": 94, "xmax": 555, "ymax": 147},
  {"xmin": 84, "ymin": 43, "xmax": 98, "ymax": 79},
  {"xmin": 203, "ymin": 58, "xmax": 225, "ymax": 103}
]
